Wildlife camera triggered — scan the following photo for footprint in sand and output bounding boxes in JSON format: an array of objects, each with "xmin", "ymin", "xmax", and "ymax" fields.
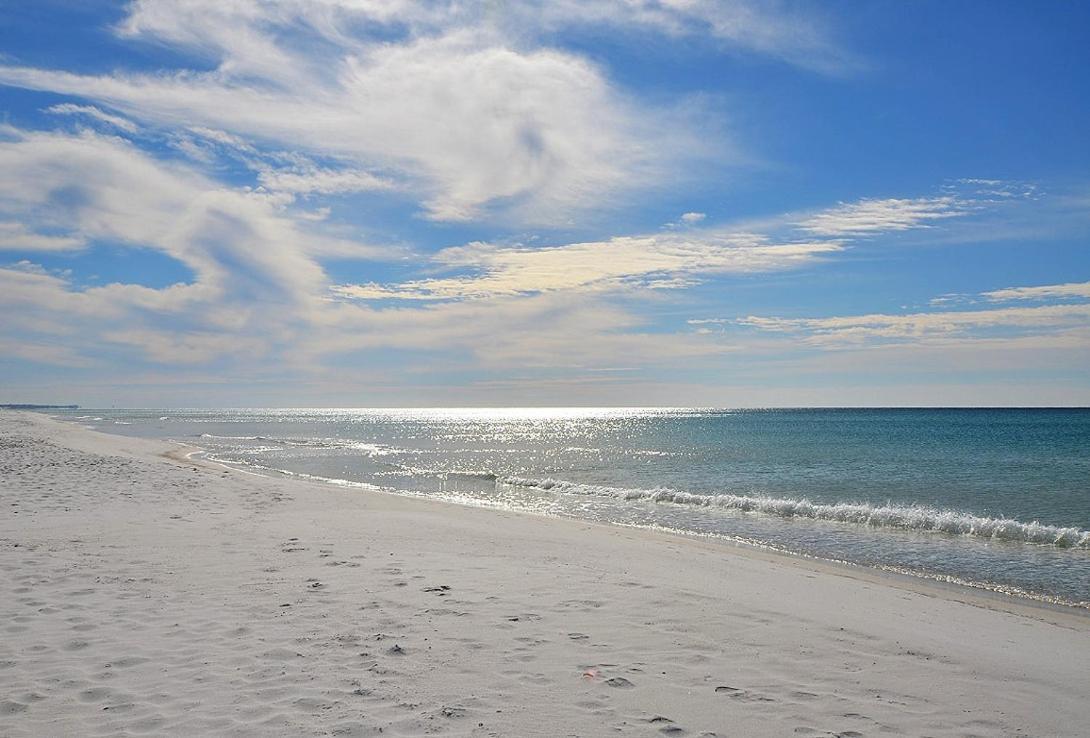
[
  {"xmin": 78, "ymin": 687, "xmax": 112, "ymax": 702},
  {"xmin": 0, "ymin": 700, "xmax": 28, "ymax": 715}
]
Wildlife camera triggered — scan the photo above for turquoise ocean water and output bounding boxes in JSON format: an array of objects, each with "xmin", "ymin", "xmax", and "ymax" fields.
[{"xmin": 56, "ymin": 408, "xmax": 1090, "ymax": 608}]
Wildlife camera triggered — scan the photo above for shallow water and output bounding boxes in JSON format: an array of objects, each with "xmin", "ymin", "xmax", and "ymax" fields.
[{"xmin": 57, "ymin": 407, "xmax": 1090, "ymax": 607}]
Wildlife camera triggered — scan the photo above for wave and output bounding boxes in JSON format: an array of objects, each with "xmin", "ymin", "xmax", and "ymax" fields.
[
  {"xmin": 445, "ymin": 470, "xmax": 499, "ymax": 481},
  {"xmin": 499, "ymin": 476, "xmax": 1090, "ymax": 549},
  {"xmin": 196, "ymin": 433, "xmax": 406, "ymax": 456}
]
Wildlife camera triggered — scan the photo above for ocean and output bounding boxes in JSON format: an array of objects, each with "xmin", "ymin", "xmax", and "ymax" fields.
[{"xmin": 56, "ymin": 407, "xmax": 1090, "ymax": 609}]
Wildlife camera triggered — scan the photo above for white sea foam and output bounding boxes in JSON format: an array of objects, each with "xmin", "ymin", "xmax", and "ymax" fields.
[
  {"xmin": 499, "ymin": 476, "xmax": 1090, "ymax": 549},
  {"xmin": 199, "ymin": 433, "xmax": 263, "ymax": 440}
]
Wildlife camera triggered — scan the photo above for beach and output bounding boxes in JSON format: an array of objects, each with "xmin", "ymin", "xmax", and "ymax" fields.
[{"xmin": 1, "ymin": 409, "xmax": 1088, "ymax": 738}]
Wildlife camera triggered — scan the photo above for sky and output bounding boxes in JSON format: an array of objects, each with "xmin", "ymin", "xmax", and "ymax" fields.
[{"xmin": 0, "ymin": 0, "xmax": 1088, "ymax": 407}]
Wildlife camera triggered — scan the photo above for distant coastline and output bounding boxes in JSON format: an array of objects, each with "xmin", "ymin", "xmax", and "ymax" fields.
[{"xmin": 0, "ymin": 404, "xmax": 79, "ymax": 410}]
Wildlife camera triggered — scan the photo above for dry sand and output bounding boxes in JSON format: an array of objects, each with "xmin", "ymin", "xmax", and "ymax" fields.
[{"xmin": 1, "ymin": 409, "xmax": 1087, "ymax": 737}]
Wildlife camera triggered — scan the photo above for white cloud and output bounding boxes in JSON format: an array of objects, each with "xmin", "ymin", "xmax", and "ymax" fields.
[
  {"xmin": 0, "ymin": 337, "xmax": 96, "ymax": 368},
  {"xmin": 44, "ymin": 103, "xmax": 139, "ymax": 133},
  {"xmin": 0, "ymin": 128, "xmax": 339, "ymax": 304},
  {"xmin": 256, "ymin": 167, "xmax": 394, "ymax": 196},
  {"xmin": 0, "ymin": 222, "xmax": 85, "ymax": 252},
  {"xmin": 102, "ymin": 329, "xmax": 269, "ymax": 365},
  {"xmin": 334, "ymin": 185, "xmax": 1031, "ymax": 304},
  {"xmin": 0, "ymin": 127, "xmax": 397, "ymax": 366},
  {"xmin": 983, "ymin": 281, "xmax": 1090, "ymax": 302},
  {"xmin": 114, "ymin": 0, "xmax": 852, "ymax": 73},
  {"xmin": 0, "ymin": 0, "xmax": 851, "ymax": 224},
  {"xmin": 954, "ymin": 178, "xmax": 1040, "ymax": 201},
  {"xmin": 0, "ymin": 24, "xmax": 684, "ymax": 223},
  {"xmin": 0, "ymin": 125, "xmax": 729, "ymax": 376},
  {"xmin": 311, "ymin": 289, "xmax": 734, "ymax": 372},
  {"xmin": 926, "ymin": 280, "xmax": 1090, "ymax": 308},
  {"xmin": 511, "ymin": 1, "xmax": 856, "ymax": 73},
  {"xmin": 334, "ymin": 232, "xmax": 843, "ymax": 301},
  {"xmin": 731, "ymin": 303, "xmax": 1090, "ymax": 346},
  {"xmin": 1, "ymin": 123, "xmax": 1069, "ymax": 385},
  {"xmin": 797, "ymin": 197, "xmax": 968, "ymax": 237}
]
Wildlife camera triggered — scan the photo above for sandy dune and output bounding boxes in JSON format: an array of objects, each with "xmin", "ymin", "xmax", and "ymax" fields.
[{"xmin": 1, "ymin": 410, "xmax": 1087, "ymax": 737}]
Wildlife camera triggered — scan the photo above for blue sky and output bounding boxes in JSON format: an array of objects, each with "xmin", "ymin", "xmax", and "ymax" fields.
[{"xmin": 1, "ymin": 0, "xmax": 1088, "ymax": 407}]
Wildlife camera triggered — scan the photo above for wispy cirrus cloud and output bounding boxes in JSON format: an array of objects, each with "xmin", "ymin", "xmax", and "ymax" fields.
[
  {"xmin": 525, "ymin": 0, "xmax": 858, "ymax": 73},
  {"xmin": 111, "ymin": 0, "xmax": 855, "ymax": 75},
  {"xmin": 0, "ymin": 126, "xmax": 396, "ymax": 367},
  {"xmin": 983, "ymin": 280, "xmax": 1090, "ymax": 302},
  {"xmin": 44, "ymin": 103, "xmax": 139, "ymax": 134},
  {"xmin": 255, "ymin": 167, "xmax": 396, "ymax": 197},
  {"xmin": 929, "ymin": 280, "xmax": 1090, "ymax": 307},
  {"xmin": 0, "ymin": 125, "xmax": 731, "ymax": 375},
  {"xmin": 0, "ymin": 0, "xmax": 852, "ymax": 224},
  {"xmin": 0, "ymin": 39, "xmax": 678, "ymax": 224},
  {"xmin": 334, "ymin": 185, "xmax": 1033, "ymax": 303},
  {"xmin": 797, "ymin": 196, "xmax": 969, "ymax": 237},
  {"xmin": 1, "ymin": 120, "xmax": 1067, "ymax": 382},
  {"xmin": 334, "ymin": 233, "xmax": 844, "ymax": 301},
  {"xmin": 699, "ymin": 279, "xmax": 1090, "ymax": 350},
  {"xmin": 734, "ymin": 303, "xmax": 1090, "ymax": 344}
]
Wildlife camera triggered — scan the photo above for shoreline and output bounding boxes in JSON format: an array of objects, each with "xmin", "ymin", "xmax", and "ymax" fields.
[
  {"xmin": 4, "ymin": 408, "xmax": 1089, "ymax": 736},
  {"xmin": 176, "ymin": 429, "xmax": 1090, "ymax": 623}
]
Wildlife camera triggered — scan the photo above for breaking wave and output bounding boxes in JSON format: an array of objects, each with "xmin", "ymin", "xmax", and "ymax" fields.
[{"xmin": 499, "ymin": 476, "xmax": 1090, "ymax": 549}]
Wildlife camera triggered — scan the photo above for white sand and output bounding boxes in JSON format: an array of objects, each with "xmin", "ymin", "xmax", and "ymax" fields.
[{"xmin": 1, "ymin": 410, "xmax": 1087, "ymax": 737}]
